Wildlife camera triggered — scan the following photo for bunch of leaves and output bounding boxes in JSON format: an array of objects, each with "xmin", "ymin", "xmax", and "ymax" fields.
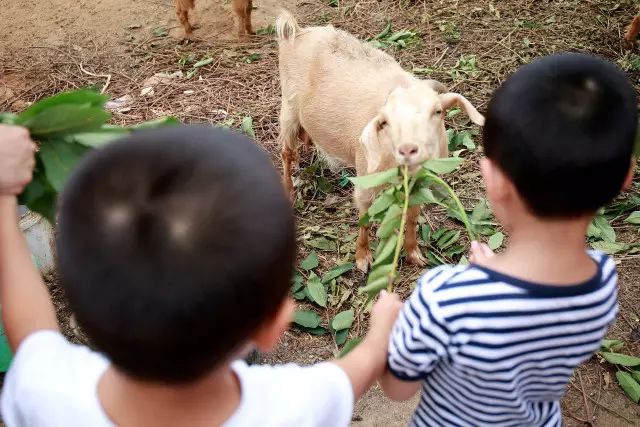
[
  {"xmin": 449, "ymin": 54, "xmax": 480, "ymax": 81},
  {"xmin": 0, "ymin": 89, "xmax": 178, "ymax": 223},
  {"xmin": 351, "ymin": 157, "xmax": 475, "ymax": 298},
  {"xmin": 598, "ymin": 339, "xmax": 640, "ymax": 403},
  {"xmin": 367, "ymin": 22, "xmax": 420, "ymax": 50},
  {"xmin": 447, "ymin": 128, "xmax": 476, "ymax": 152},
  {"xmin": 185, "ymin": 57, "xmax": 214, "ymax": 79},
  {"xmin": 256, "ymin": 24, "xmax": 276, "ymax": 36}
]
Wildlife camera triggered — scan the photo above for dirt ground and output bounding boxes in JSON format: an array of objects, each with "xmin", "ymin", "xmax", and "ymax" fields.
[{"xmin": 2, "ymin": 0, "xmax": 640, "ymax": 425}]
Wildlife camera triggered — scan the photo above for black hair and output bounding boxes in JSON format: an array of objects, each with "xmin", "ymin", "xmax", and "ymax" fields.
[
  {"xmin": 57, "ymin": 125, "xmax": 295, "ymax": 383},
  {"xmin": 483, "ymin": 52, "xmax": 637, "ymax": 217}
]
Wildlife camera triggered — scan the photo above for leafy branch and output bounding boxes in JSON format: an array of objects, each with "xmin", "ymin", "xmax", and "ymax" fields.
[
  {"xmin": 599, "ymin": 339, "xmax": 640, "ymax": 403},
  {"xmin": 350, "ymin": 157, "xmax": 475, "ymax": 298}
]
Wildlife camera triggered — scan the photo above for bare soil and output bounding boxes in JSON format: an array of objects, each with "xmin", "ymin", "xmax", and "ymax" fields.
[{"xmin": 2, "ymin": 0, "xmax": 640, "ymax": 425}]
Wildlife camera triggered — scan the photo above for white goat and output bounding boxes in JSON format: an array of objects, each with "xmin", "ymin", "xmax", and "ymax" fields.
[{"xmin": 276, "ymin": 11, "xmax": 485, "ymax": 272}]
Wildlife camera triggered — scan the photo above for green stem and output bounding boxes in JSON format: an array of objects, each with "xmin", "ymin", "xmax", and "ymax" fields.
[
  {"xmin": 424, "ymin": 170, "xmax": 476, "ymax": 242},
  {"xmin": 387, "ymin": 165, "xmax": 410, "ymax": 292}
]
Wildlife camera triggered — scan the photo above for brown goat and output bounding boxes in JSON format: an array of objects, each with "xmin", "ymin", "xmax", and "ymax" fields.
[
  {"xmin": 173, "ymin": 0, "xmax": 253, "ymax": 39},
  {"xmin": 624, "ymin": 15, "xmax": 640, "ymax": 49}
]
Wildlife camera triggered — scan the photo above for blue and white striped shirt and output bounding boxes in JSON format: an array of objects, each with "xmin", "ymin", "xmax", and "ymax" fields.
[{"xmin": 388, "ymin": 250, "xmax": 618, "ymax": 427}]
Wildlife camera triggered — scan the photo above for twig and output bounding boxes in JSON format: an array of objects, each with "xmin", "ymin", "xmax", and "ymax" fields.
[
  {"xmin": 78, "ymin": 64, "xmax": 111, "ymax": 94},
  {"xmin": 569, "ymin": 383, "xmax": 635, "ymax": 425},
  {"xmin": 577, "ymin": 370, "xmax": 594, "ymax": 426},
  {"xmin": 388, "ymin": 165, "xmax": 410, "ymax": 292}
]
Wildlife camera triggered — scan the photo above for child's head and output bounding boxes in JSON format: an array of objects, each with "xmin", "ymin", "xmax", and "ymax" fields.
[
  {"xmin": 482, "ymin": 53, "xmax": 637, "ymax": 223},
  {"xmin": 57, "ymin": 126, "xmax": 296, "ymax": 384}
]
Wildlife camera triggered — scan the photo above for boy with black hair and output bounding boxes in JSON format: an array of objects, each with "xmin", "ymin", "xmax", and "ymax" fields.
[
  {"xmin": 380, "ymin": 53, "xmax": 637, "ymax": 426},
  {"xmin": 0, "ymin": 125, "xmax": 402, "ymax": 426}
]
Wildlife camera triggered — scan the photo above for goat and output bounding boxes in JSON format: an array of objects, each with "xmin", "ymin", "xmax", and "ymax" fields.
[
  {"xmin": 276, "ymin": 11, "xmax": 484, "ymax": 272},
  {"xmin": 624, "ymin": 15, "xmax": 640, "ymax": 49},
  {"xmin": 173, "ymin": 0, "xmax": 253, "ymax": 40}
]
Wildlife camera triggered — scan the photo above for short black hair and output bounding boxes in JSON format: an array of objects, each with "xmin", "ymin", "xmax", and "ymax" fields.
[
  {"xmin": 483, "ymin": 53, "xmax": 637, "ymax": 217},
  {"xmin": 57, "ymin": 125, "xmax": 295, "ymax": 383}
]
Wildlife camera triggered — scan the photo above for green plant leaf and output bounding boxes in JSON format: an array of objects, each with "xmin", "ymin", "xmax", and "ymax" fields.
[
  {"xmin": 601, "ymin": 339, "xmax": 625, "ymax": 351},
  {"xmin": 302, "ymin": 326, "xmax": 328, "ymax": 335},
  {"xmin": 71, "ymin": 128, "xmax": 128, "ymax": 147},
  {"xmin": 193, "ymin": 57, "xmax": 214, "ymax": 68},
  {"xmin": 331, "ymin": 309, "xmax": 354, "ymax": 331},
  {"xmin": 18, "ymin": 171, "xmax": 57, "ymax": 223},
  {"xmin": 241, "ymin": 116, "xmax": 255, "ymax": 139},
  {"xmin": 300, "ymin": 251, "xmax": 319, "ymax": 271},
  {"xmin": 601, "ymin": 352, "xmax": 640, "ymax": 366},
  {"xmin": 129, "ymin": 116, "xmax": 179, "ymax": 130},
  {"xmin": 632, "ymin": 371, "xmax": 640, "ymax": 384},
  {"xmin": 377, "ymin": 215, "xmax": 401, "ymax": 239},
  {"xmin": 15, "ymin": 90, "xmax": 108, "ymax": 123},
  {"xmin": 307, "ymin": 277, "xmax": 327, "ymax": 308},
  {"xmin": 0, "ymin": 323, "xmax": 13, "ymax": 372},
  {"xmin": 153, "ymin": 26, "xmax": 169, "ymax": 37},
  {"xmin": 422, "ymin": 157, "xmax": 464, "ymax": 174},
  {"xmin": 359, "ymin": 276, "xmax": 389, "ymax": 295},
  {"xmin": 339, "ymin": 337, "xmax": 362, "ymax": 358},
  {"xmin": 335, "ymin": 328, "xmax": 349, "ymax": 345},
  {"xmin": 625, "ymin": 211, "xmax": 640, "ymax": 225},
  {"xmin": 488, "ymin": 232, "xmax": 504, "ymax": 250},
  {"xmin": 19, "ymin": 104, "xmax": 111, "ymax": 138},
  {"xmin": 0, "ymin": 112, "xmax": 17, "ymax": 124},
  {"xmin": 349, "ymin": 168, "xmax": 398, "ymax": 189},
  {"xmin": 293, "ymin": 310, "xmax": 322, "ymax": 328},
  {"xmin": 616, "ymin": 371, "xmax": 640, "ymax": 403},
  {"xmin": 471, "ymin": 199, "xmax": 492, "ymax": 222},
  {"xmin": 368, "ymin": 264, "xmax": 394, "ymax": 283},
  {"xmin": 321, "ymin": 263, "xmax": 353, "ymax": 283},
  {"xmin": 305, "ymin": 236, "xmax": 337, "ymax": 251},
  {"xmin": 588, "ymin": 215, "xmax": 616, "ymax": 243},
  {"xmin": 368, "ymin": 192, "xmax": 396, "ymax": 216},
  {"xmin": 374, "ymin": 21, "xmax": 392, "ymax": 40},
  {"xmin": 437, "ymin": 230, "xmax": 460, "ymax": 250},
  {"xmin": 39, "ymin": 140, "xmax": 90, "ymax": 192},
  {"xmin": 373, "ymin": 234, "xmax": 398, "ymax": 266},
  {"xmin": 590, "ymin": 241, "xmax": 628, "ymax": 255}
]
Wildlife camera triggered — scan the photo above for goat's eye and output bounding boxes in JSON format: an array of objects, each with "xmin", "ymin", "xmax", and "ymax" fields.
[
  {"xmin": 378, "ymin": 120, "xmax": 388, "ymax": 130},
  {"xmin": 435, "ymin": 109, "xmax": 443, "ymax": 115}
]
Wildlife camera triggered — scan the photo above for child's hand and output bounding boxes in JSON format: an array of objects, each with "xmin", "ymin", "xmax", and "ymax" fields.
[
  {"xmin": 367, "ymin": 290, "xmax": 403, "ymax": 346},
  {"xmin": 469, "ymin": 240, "xmax": 495, "ymax": 266},
  {"xmin": 0, "ymin": 125, "xmax": 37, "ymax": 196}
]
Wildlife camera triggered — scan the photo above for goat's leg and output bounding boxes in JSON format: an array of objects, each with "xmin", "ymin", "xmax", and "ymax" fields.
[
  {"xmin": 174, "ymin": 0, "xmax": 194, "ymax": 35},
  {"xmin": 278, "ymin": 104, "xmax": 300, "ymax": 202},
  {"xmin": 244, "ymin": 0, "xmax": 254, "ymax": 35},
  {"xmin": 232, "ymin": 0, "xmax": 250, "ymax": 40},
  {"xmin": 625, "ymin": 15, "xmax": 640, "ymax": 49},
  {"xmin": 355, "ymin": 187, "xmax": 374, "ymax": 273},
  {"xmin": 404, "ymin": 205, "xmax": 426, "ymax": 267}
]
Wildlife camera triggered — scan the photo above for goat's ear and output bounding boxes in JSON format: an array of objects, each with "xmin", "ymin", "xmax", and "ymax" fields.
[
  {"xmin": 440, "ymin": 93, "xmax": 485, "ymax": 126},
  {"xmin": 360, "ymin": 115, "xmax": 385, "ymax": 174},
  {"xmin": 425, "ymin": 79, "xmax": 447, "ymax": 94}
]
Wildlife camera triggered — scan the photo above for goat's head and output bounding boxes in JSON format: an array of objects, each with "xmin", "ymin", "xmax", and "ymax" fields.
[{"xmin": 359, "ymin": 80, "xmax": 485, "ymax": 173}]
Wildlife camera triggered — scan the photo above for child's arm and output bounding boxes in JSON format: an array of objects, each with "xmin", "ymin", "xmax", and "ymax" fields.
[
  {"xmin": 0, "ymin": 126, "xmax": 59, "ymax": 350},
  {"xmin": 379, "ymin": 370, "xmax": 421, "ymax": 401},
  {"xmin": 333, "ymin": 290, "xmax": 402, "ymax": 400}
]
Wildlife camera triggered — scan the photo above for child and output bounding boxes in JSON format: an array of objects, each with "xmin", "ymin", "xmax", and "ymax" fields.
[
  {"xmin": 380, "ymin": 53, "xmax": 637, "ymax": 426},
  {"xmin": 0, "ymin": 125, "xmax": 402, "ymax": 426}
]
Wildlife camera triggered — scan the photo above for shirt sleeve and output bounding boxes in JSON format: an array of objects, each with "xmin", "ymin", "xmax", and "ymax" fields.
[
  {"xmin": 387, "ymin": 267, "xmax": 453, "ymax": 381},
  {"xmin": 300, "ymin": 363, "xmax": 354, "ymax": 426}
]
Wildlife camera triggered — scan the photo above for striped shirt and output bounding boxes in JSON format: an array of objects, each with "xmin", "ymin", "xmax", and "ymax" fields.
[{"xmin": 388, "ymin": 250, "xmax": 618, "ymax": 427}]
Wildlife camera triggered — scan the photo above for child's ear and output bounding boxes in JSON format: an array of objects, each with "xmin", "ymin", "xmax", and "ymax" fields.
[
  {"xmin": 480, "ymin": 157, "xmax": 513, "ymax": 204},
  {"xmin": 252, "ymin": 298, "xmax": 295, "ymax": 352},
  {"xmin": 622, "ymin": 157, "xmax": 635, "ymax": 191}
]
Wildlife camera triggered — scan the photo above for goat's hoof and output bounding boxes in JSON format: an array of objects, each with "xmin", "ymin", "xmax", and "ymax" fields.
[
  {"xmin": 406, "ymin": 249, "xmax": 427, "ymax": 267},
  {"xmin": 356, "ymin": 252, "xmax": 373, "ymax": 273}
]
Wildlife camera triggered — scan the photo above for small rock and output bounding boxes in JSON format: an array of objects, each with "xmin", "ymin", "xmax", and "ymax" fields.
[
  {"xmin": 105, "ymin": 94, "xmax": 134, "ymax": 112},
  {"xmin": 140, "ymin": 87, "xmax": 155, "ymax": 97},
  {"xmin": 183, "ymin": 90, "xmax": 195, "ymax": 95}
]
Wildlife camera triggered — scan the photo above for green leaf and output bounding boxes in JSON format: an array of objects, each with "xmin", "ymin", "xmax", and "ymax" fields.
[
  {"xmin": 589, "ymin": 215, "xmax": 616, "ymax": 243},
  {"xmin": 305, "ymin": 236, "xmax": 337, "ymax": 251},
  {"xmin": 244, "ymin": 53, "xmax": 261, "ymax": 64},
  {"xmin": 19, "ymin": 104, "xmax": 111, "ymax": 138},
  {"xmin": 409, "ymin": 188, "xmax": 439, "ymax": 206},
  {"xmin": 601, "ymin": 352, "xmax": 640, "ymax": 366},
  {"xmin": 193, "ymin": 57, "xmax": 214, "ymax": 68},
  {"xmin": 39, "ymin": 140, "xmax": 90, "ymax": 192},
  {"xmin": 420, "ymin": 224, "xmax": 431, "ymax": 242},
  {"xmin": 367, "ymin": 264, "xmax": 394, "ymax": 283},
  {"xmin": 359, "ymin": 276, "xmax": 389, "ymax": 295},
  {"xmin": 153, "ymin": 26, "xmax": 169, "ymax": 37},
  {"xmin": 331, "ymin": 309, "xmax": 354, "ymax": 331},
  {"xmin": 590, "ymin": 241, "xmax": 628, "ymax": 255},
  {"xmin": 632, "ymin": 371, "xmax": 640, "ymax": 384},
  {"xmin": 338, "ymin": 337, "xmax": 362, "ymax": 358},
  {"xmin": 377, "ymin": 215, "xmax": 401, "ymax": 239},
  {"xmin": 71, "ymin": 128, "xmax": 127, "ymax": 147},
  {"xmin": 471, "ymin": 199, "xmax": 492, "ymax": 222},
  {"xmin": 373, "ymin": 234, "xmax": 398, "ymax": 266},
  {"xmin": 302, "ymin": 326, "xmax": 328, "ymax": 335},
  {"xmin": 292, "ymin": 289, "xmax": 307, "ymax": 300},
  {"xmin": 18, "ymin": 171, "xmax": 57, "ymax": 223},
  {"xmin": 349, "ymin": 168, "xmax": 399, "ymax": 189},
  {"xmin": 0, "ymin": 112, "xmax": 17, "ymax": 124},
  {"xmin": 422, "ymin": 157, "xmax": 464, "ymax": 174},
  {"xmin": 625, "ymin": 211, "xmax": 640, "ymax": 225},
  {"xmin": 15, "ymin": 90, "xmax": 108, "ymax": 123},
  {"xmin": 129, "ymin": 116, "xmax": 179, "ymax": 130},
  {"xmin": 0, "ymin": 323, "xmax": 13, "ymax": 372},
  {"xmin": 601, "ymin": 339, "xmax": 625, "ymax": 351},
  {"xmin": 437, "ymin": 230, "xmax": 460, "ymax": 250},
  {"xmin": 307, "ymin": 276, "xmax": 327, "ymax": 308},
  {"xmin": 488, "ymin": 232, "xmax": 504, "ymax": 250},
  {"xmin": 321, "ymin": 263, "xmax": 354, "ymax": 283},
  {"xmin": 616, "ymin": 371, "xmax": 640, "ymax": 403},
  {"xmin": 293, "ymin": 310, "xmax": 322, "ymax": 328},
  {"xmin": 459, "ymin": 131, "xmax": 476, "ymax": 150},
  {"xmin": 300, "ymin": 251, "xmax": 319, "ymax": 270},
  {"xmin": 335, "ymin": 328, "xmax": 349, "ymax": 345},
  {"xmin": 368, "ymin": 192, "xmax": 396, "ymax": 217},
  {"xmin": 374, "ymin": 21, "xmax": 392, "ymax": 40},
  {"xmin": 241, "ymin": 116, "xmax": 255, "ymax": 139}
]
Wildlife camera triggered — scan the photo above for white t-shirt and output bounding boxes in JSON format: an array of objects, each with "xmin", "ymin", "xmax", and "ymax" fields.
[{"xmin": 1, "ymin": 331, "xmax": 354, "ymax": 426}]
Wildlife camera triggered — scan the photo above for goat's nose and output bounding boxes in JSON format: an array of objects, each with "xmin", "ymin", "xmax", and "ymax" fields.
[{"xmin": 398, "ymin": 144, "xmax": 419, "ymax": 158}]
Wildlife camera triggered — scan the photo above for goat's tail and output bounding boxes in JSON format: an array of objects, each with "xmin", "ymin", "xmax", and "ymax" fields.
[{"xmin": 276, "ymin": 10, "xmax": 300, "ymax": 43}]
